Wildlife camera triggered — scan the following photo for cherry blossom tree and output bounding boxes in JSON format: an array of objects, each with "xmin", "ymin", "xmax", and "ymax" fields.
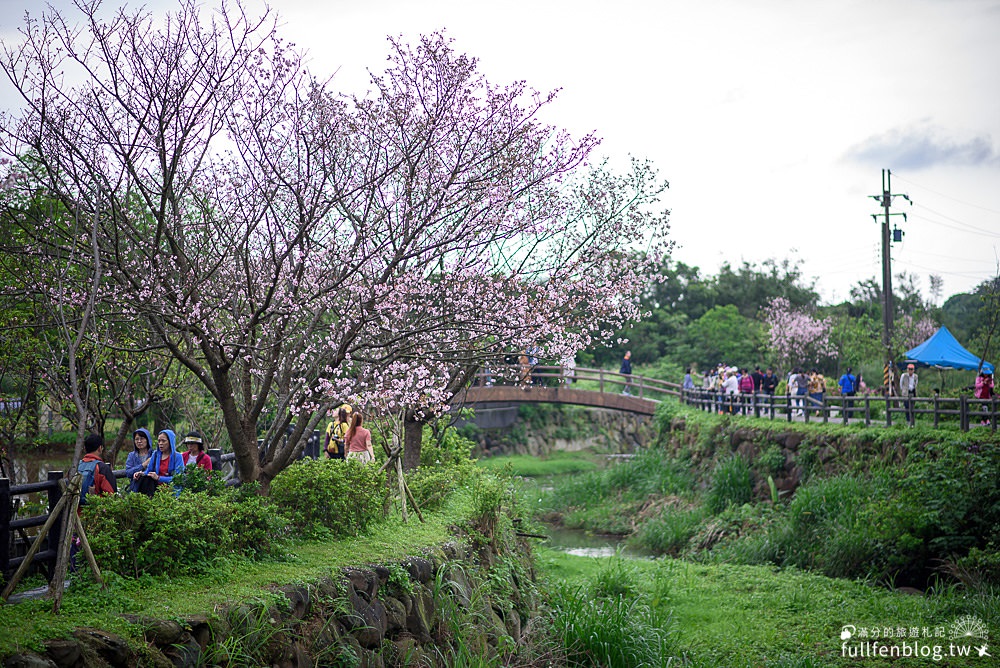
[
  {"xmin": 762, "ymin": 297, "xmax": 835, "ymax": 371},
  {"xmin": 0, "ymin": 2, "xmax": 669, "ymax": 488}
]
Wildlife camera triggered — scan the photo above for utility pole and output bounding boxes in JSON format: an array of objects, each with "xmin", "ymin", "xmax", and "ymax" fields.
[{"xmin": 869, "ymin": 169, "xmax": 910, "ymax": 394}]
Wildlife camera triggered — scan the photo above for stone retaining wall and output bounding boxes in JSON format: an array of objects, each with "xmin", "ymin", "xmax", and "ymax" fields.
[{"xmin": 4, "ymin": 540, "xmax": 535, "ymax": 668}]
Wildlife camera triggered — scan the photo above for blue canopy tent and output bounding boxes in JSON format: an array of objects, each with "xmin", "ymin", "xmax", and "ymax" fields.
[{"xmin": 903, "ymin": 326, "xmax": 994, "ymax": 374}]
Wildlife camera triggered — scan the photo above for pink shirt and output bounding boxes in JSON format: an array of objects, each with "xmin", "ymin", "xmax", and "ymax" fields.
[{"xmin": 346, "ymin": 427, "xmax": 372, "ymax": 453}]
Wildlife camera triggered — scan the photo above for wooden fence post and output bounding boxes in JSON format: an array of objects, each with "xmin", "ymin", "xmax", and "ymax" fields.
[
  {"xmin": 0, "ymin": 478, "xmax": 9, "ymax": 580},
  {"xmin": 45, "ymin": 470, "xmax": 64, "ymax": 581},
  {"xmin": 960, "ymin": 395, "xmax": 968, "ymax": 431}
]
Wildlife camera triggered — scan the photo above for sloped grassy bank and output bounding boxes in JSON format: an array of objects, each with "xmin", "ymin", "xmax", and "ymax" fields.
[
  {"xmin": 538, "ymin": 547, "xmax": 998, "ymax": 668},
  {"xmin": 539, "ymin": 400, "xmax": 1000, "ymax": 589},
  {"xmin": 0, "ymin": 431, "xmax": 565, "ymax": 667}
]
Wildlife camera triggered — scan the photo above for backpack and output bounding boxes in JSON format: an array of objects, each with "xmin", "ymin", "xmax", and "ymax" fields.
[{"xmin": 77, "ymin": 459, "xmax": 99, "ymax": 506}]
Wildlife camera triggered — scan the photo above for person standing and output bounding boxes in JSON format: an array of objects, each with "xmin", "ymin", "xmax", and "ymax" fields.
[
  {"xmin": 808, "ymin": 370, "xmax": 825, "ymax": 416},
  {"xmin": 620, "ymin": 350, "xmax": 633, "ymax": 396},
  {"xmin": 761, "ymin": 368, "xmax": 779, "ymax": 396},
  {"xmin": 838, "ymin": 367, "xmax": 857, "ymax": 412},
  {"xmin": 790, "ymin": 368, "xmax": 808, "ymax": 416},
  {"xmin": 326, "ymin": 405, "xmax": 351, "ymax": 459},
  {"xmin": 125, "ymin": 428, "xmax": 153, "ymax": 493},
  {"xmin": 901, "ymin": 364, "xmax": 919, "ymax": 424},
  {"xmin": 974, "ymin": 371, "xmax": 994, "ymax": 425},
  {"xmin": 681, "ymin": 368, "xmax": 695, "ymax": 406},
  {"xmin": 345, "ymin": 412, "xmax": 375, "ymax": 464}
]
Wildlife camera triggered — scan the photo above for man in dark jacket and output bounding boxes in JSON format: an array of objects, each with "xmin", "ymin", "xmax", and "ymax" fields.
[
  {"xmin": 761, "ymin": 368, "xmax": 779, "ymax": 395},
  {"xmin": 620, "ymin": 350, "xmax": 633, "ymax": 395}
]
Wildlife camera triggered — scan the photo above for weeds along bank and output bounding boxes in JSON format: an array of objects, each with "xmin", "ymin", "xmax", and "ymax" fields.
[
  {"xmin": 0, "ymin": 429, "xmax": 568, "ymax": 667},
  {"xmin": 538, "ymin": 400, "xmax": 1000, "ymax": 589}
]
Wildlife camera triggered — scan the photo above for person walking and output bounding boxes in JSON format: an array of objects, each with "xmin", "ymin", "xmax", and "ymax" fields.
[
  {"xmin": 345, "ymin": 412, "xmax": 375, "ymax": 464},
  {"xmin": 620, "ymin": 350, "xmax": 634, "ymax": 396},
  {"xmin": 838, "ymin": 367, "xmax": 857, "ymax": 413},
  {"xmin": 900, "ymin": 363, "xmax": 919, "ymax": 424},
  {"xmin": 325, "ymin": 405, "xmax": 351, "ymax": 459}
]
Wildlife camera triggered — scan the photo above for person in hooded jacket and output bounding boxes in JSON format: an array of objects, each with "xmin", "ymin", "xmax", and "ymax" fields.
[
  {"xmin": 126, "ymin": 427, "xmax": 154, "ymax": 493},
  {"xmin": 138, "ymin": 429, "xmax": 185, "ymax": 493}
]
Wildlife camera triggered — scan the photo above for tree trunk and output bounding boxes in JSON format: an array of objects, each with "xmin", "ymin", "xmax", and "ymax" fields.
[
  {"xmin": 108, "ymin": 415, "xmax": 134, "ymax": 467},
  {"xmin": 24, "ymin": 368, "xmax": 39, "ymax": 441},
  {"xmin": 402, "ymin": 410, "xmax": 426, "ymax": 471}
]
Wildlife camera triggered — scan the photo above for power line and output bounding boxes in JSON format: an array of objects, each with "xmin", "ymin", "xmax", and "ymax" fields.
[
  {"xmin": 891, "ymin": 172, "xmax": 1000, "ymax": 216},
  {"xmin": 910, "ymin": 206, "xmax": 1000, "ymax": 238}
]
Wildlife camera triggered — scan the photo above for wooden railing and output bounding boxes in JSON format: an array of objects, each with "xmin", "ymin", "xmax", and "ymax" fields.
[
  {"xmin": 470, "ymin": 364, "xmax": 682, "ymax": 401},
  {"xmin": 680, "ymin": 389, "xmax": 999, "ymax": 431},
  {"xmin": 1, "ymin": 429, "xmax": 325, "ymax": 586}
]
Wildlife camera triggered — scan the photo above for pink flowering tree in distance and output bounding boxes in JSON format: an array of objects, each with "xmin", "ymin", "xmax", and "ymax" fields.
[
  {"xmin": 0, "ymin": 2, "xmax": 669, "ymax": 488},
  {"xmin": 894, "ymin": 314, "xmax": 938, "ymax": 353},
  {"xmin": 762, "ymin": 297, "xmax": 835, "ymax": 372}
]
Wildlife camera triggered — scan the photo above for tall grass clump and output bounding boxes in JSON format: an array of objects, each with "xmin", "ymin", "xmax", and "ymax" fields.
[
  {"xmin": 545, "ymin": 582, "xmax": 676, "ymax": 667},
  {"xmin": 632, "ymin": 505, "xmax": 706, "ymax": 555},
  {"xmin": 706, "ymin": 455, "xmax": 753, "ymax": 513},
  {"xmin": 712, "ymin": 473, "xmax": 888, "ymax": 579},
  {"xmin": 544, "ymin": 446, "xmax": 692, "ymax": 513}
]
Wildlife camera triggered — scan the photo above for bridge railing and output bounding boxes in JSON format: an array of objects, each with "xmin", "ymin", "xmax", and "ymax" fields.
[
  {"xmin": 680, "ymin": 389, "xmax": 998, "ymax": 431},
  {"xmin": 471, "ymin": 365, "xmax": 682, "ymax": 400}
]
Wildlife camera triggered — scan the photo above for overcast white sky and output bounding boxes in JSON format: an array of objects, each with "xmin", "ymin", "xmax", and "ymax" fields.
[{"xmin": 3, "ymin": 0, "xmax": 999, "ymax": 305}]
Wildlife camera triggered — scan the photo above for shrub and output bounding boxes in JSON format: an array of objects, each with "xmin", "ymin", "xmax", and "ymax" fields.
[
  {"xmin": 172, "ymin": 463, "xmax": 226, "ymax": 496},
  {"xmin": 269, "ymin": 458, "xmax": 388, "ymax": 539},
  {"xmin": 422, "ymin": 419, "xmax": 476, "ymax": 468},
  {"xmin": 706, "ymin": 455, "xmax": 753, "ymax": 514},
  {"xmin": 83, "ymin": 485, "xmax": 286, "ymax": 578},
  {"xmin": 407, "ymin": 461, "xmax": 477, "ymax": 511}
]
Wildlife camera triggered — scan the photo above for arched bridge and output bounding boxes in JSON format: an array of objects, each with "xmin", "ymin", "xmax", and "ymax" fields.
[{"xmin": 451, "ymin": 365, "xmax": 681, "ymax": 417}]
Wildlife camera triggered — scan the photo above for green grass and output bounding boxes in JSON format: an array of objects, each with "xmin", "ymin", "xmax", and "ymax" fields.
[
  {"xmin": 0, "ymin": 485, "xmax": 480, "ymax": 658},
  {"xmin": 537, "ymin": 548, "xmax": 1000, "ymax": 667},
  {"xmin": 477, "ymin": 451, "xmax": 598, "ymax": 477}
]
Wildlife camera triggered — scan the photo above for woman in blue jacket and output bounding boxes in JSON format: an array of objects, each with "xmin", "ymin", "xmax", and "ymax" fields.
[
  {"xmin": 140, "ymin": 429, "xmax": 185, "ymax": 493},
  {"xmin": 126, "ymin": 427, "xmax": 154, "ymax": 493}
]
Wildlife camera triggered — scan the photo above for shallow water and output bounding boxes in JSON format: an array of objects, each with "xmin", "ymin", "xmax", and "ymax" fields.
[{"xmin": 544, "ymin": 525, "xmax": 655, "ymax": 559}]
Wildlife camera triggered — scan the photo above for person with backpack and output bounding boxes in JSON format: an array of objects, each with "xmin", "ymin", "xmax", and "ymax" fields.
[
  {"xmin": 325, "ymin": 406, "xmax": 351, "ymax": 460},
  {"xmin": 181, "ymin": 431, "xmax": 213, "ymax": 471},
  {"xmin": 78, "ymin": 433, "xmax": 117, "ymax": 504}
]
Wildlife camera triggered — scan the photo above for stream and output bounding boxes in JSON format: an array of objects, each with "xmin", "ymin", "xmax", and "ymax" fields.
[{"xmin": 544, "ymin": 525, "xmax": 655, "ymax": 559}]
